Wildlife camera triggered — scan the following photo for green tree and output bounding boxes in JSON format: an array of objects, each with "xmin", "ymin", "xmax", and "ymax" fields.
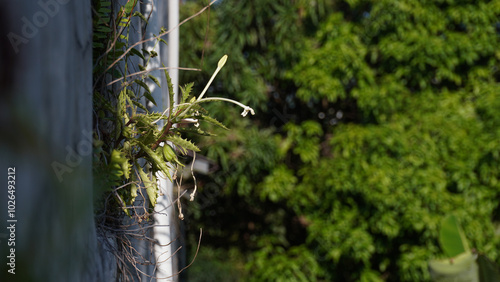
[{"xmin": 180, "ymin": 0, "xmax": 500, "ymax": 281}]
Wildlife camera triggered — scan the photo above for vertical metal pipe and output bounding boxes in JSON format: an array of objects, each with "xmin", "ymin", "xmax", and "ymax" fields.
[
  {"xmin": 153, "ymin": 0, "xmax": 180, "ymax": 280},
  {"xmin": 168, "ymin": 0, "xmax": 180, "ymax": 102}
]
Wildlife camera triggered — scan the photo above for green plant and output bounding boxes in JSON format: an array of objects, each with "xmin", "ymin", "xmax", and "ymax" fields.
[
  {"xmin": 91, "ymin": 2, "xmax": 256, "ymax": 280},
  {"xmin": 92, "ymin": 1, "xmax": 253, "ymax": 222},
  {"xmin": 180, "ymin": 0, "xmax": 500, "ymax": 281}
]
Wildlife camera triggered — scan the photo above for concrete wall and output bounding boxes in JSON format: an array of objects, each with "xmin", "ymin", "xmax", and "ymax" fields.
[{"xmin": 0, "ymin": 1, "xmax": 112, "ymax": 281}]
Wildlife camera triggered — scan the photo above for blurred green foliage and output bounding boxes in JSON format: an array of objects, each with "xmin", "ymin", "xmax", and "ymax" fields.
[
  {"xmin": 180, "ymin": 0, "xmax": 500, "ymax": 280},
  {"xmin": 184, "ymin": 246, "xmax": 246, "ymax": 282}
]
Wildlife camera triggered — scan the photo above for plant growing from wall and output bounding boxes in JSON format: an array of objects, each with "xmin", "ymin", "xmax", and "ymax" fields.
[{"xmin": 91, "ymin": 0, "xmax": 250, "ymax": 279}]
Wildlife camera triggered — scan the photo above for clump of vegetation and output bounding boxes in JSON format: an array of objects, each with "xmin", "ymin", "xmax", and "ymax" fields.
[
  {"xmin": 180, "ymin": 0, "xmax": 500, "ymax": 281},
  {"xmin": 91, "ymin": 0, "xmax": 252, "ymax": 279}
]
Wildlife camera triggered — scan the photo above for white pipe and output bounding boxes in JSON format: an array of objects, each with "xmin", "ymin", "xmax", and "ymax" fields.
[
  {"xmin": 168, "ymin": 0, "xmax": 180, "ymax": 103},
  {"xmin": 141, "ymin": 0, "xmax": 174, "ymax": 280},
  {"xmin": 154, "ymin": 0, "xmax": 179, "ymax": 280}
]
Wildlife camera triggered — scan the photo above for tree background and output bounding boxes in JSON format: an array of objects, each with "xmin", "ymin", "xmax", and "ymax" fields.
[{"xmin": 178, "ymin": 0, "xmax": 500, "ymax": 281}]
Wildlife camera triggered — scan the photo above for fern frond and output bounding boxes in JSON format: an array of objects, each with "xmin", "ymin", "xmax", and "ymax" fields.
[{"xmin": 166, "ymin": 134, "xmax": 200, "ymax": 152}]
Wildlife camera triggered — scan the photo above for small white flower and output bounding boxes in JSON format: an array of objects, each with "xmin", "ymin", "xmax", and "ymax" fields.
[
  {"xmin": 241, "ymin": 106, "xmax": 255, "ymax": 117},
  {"xmin": 183, "ymin": 118, "xmax": 199, "ymax": 124}
]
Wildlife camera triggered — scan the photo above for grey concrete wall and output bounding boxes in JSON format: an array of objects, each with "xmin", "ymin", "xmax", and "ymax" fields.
[{"xmin": 0, "ymin": 1, "xmax": 113, "ymax": 281}]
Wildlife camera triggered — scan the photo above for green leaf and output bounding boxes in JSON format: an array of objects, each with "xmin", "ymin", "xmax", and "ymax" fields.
[
  {"xmin": 98, "ymin": 7, "xmax": 112, "ymax": 14},
  {"xmin": 117, "ymin": 89, "xmax": 128, "ymax": 122},
  {"xmin": 93, "ymin": 91, "xmax": 116, "ymax": 114},
  {"xmin": 439, "ymin": 215, "xmax": 469, "ymax": 258},
  {"xmin": 172, "ymin": 126, "xmax": 215, "ymax": 137},
  {"xmin": 197, "ymin": 114, "xmax": 229, "ymax": 130},
  {"xmin": 108, "ymin": 149, "xmax": 131, "ymax": 182},
  {"xmin": 141, "ymin": 49, "xmax": 151, "ymax": 57},
  {"xmin": 148, "ymin": 174, "xmax": 158, "ymax": 207},
  {"xmin": 176, "ymin": 103, "xmax": 206, "ymax": 117},
  {"xmin": 114, "ymin": 41, "xmax": 126, "ymax": 49},
  {"xmin": 132, "ymin": 11, "xmax": 148, "ymax": 23},
  {"xmin": 136, "ymin": 141, "xmax": 172, "ymax": 181},
  {"xmin": 132, "ymin": 100, "xmax": 148, "ymax": 112},
  {"xmin": 148, "ymin": 74, "xmax": 161, "ymax": 88},
  {"xmin": 126, "ymin": 89, "xmax": 136, "ymax": 98},
  {"xmin": 97, "ymin": 25, "xmax": 112, "ymax": 33},
  {"xmin": 134, "ymin": 79, "xmax": 156, "ymax": 105},
  {"xmin": 129, "ymin": 171, "xmax": 138, "ymax": 204},
  {"xmin": 111, "ymin": 69, "xmax": 122, "ymax": 79},
  {"xmin": 124, "ymin": 94, "xmax": 136, "ymax": 116},
  {"xmin": 162, "ymin": 144, "xmax": 184, "ymax": 166},
  {"xmin": 143, "ymin": 92, "xmax": 156, "ymax": 106},
  {"xmin": 118, "ymin": 193, "xmax": 131, "ymax": 216},
  {"xmin": 130, "ymin": 48, "xmax": 146, "ymax": 61},
  {"xmin": 137, "ymin": 128, "xmax": 157, "ymax": 146},
  {"xmin": 118, "ymin": 19, "xmax": 129, "ymax": 28},
  {"xmin": 163, "ymin": 64, "xmax": 175, "ymax": 117},
  {"xmin": 180, "ymin": 82, "xmax": 194, "ymax": 103},
  {"xmin": 132, "ymin": 114, "xmax": 158, "ymax": 145},
  {"xmin": 136, "ymin": 164, "xmax": 158, "ymax": 207},
  {"xmin": 132, "ymin": 113, "xmax": 154, "ymax": 126},
  {"xmin": 94, "ymin": 33, "xmax": 107, "ymax": 39},
  {"xmin": 148, "ymin": 113, "xmax": 169, "ymax": 122},
  {"xmin": 123, "ymin": 0, "xmax": 137, "ymax": 15},
  {"xmin": 135, "ymin": 79, "xmax": 151, "ymax": 93},
  {"xmin": 166, "ymin": 134, "xmax": 200, "ymax": 152}
]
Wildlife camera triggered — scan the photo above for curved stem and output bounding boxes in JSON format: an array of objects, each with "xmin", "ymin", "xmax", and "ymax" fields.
[
  {"xmin": 196, "ymin": 55, "xmax": 227, "ymax": 101},
  {"xmin": 198, "ymin": 97, "xmax": 255, "ymax": 116}
]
